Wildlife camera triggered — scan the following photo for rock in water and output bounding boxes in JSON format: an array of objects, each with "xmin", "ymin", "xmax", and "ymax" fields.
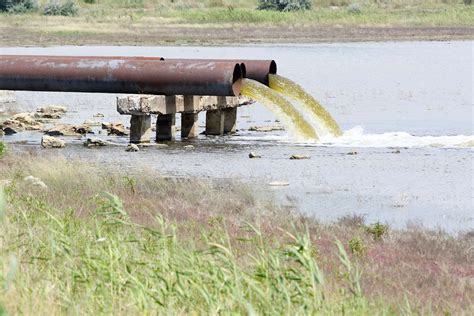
[
  {"xmin": 41, "ymin": 135, "xmax": 66, "ymax": 148},
  {"xmin": 290, "ymin": 154, "xmax": 310, "ymax": 160},
  {"xmin": 11, "ymin": 113, "xmax": 43, "ymax": 130},
  {"xmin": 84, "ymin": 138, "xmax": 109, "ymax": 147},
  {"xmin": 1, "ymin": 120, "xmax": 25, "ymax": 134},
  {"xmin": 46, "ymin": 124, "xmax": 92, "ymax": 136},
  {"xmin": 249, "ymin": 152, "xmax": 261, "ymax": 158},
  {"xmin": 126, "ymin": 144, "xmax": 139, "ymax": 152},
  {"xmin": 37, "ymin": 105, "xmax": 67, "ymax": 114},
  {"xmin": 83, "ymin": 119, "xmax": 101, "ymax": 127},
  {"xmin": 108, "ymin": 124, "xmax": 128, "ymax": 136},
  {"xmin": 102, "ymin": 122, "xmax": 128, "ymax": 136}
]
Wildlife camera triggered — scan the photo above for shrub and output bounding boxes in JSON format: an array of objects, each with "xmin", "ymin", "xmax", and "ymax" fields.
[
  {"xmin": 366, "ymin": 222, "xmax": 388, "ymax": 241},
  {"xmin": 43, "ymin": 0, "xmax": 78, "ymax": 16},
  {"xmin": 83, "ymin": 0, "xmax": 95, "ymax": 3},
  {"xmin": 257, "ymin": 0, "xmax": 312, "ymax": 12},
  {"xmin": 0, "ymin": 0, "xmax": 37, "ymax": 13},
  {"xmin": 348, "ymin": 237, "xmax": 366, "ymax": 256}
]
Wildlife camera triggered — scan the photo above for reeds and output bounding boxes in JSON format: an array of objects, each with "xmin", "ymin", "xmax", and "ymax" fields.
[{"xmin": 0, "ymin": 151, "xmax": 472, "ymax": 314}]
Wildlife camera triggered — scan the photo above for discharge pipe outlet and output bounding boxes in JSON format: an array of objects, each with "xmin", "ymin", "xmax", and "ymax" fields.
[
  {"xmin": 166, "ymin": 59, "xmax": 277, "ymax": 86},
  {"xmin": 0, "ymin": 55, "xmax": 243, "ymax": 96}
]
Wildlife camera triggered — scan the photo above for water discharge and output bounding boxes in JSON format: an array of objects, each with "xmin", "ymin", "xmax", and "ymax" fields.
[
  {"xmin": 268, "ymin": 74, "xmax": 343, "ymax": 137},
  {"xmin": 240, "ymin": 78, "xmax": 318, "ymax": 141}
]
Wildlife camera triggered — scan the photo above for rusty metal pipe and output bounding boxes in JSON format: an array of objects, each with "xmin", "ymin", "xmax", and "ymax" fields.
[
  {"xmin": 167, "ymin": 59, "xmax": 277, "ymax": 85},
  {"xmin": 5, "ymin": 56, "xmax": 276, "ymax": 85},
  {"xmin": 0, "ymin": 55, "xmax": 243, "ymax": 96}
]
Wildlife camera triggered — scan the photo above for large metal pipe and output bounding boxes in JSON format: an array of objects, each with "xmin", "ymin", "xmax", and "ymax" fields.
[
  {"xmin": 167, "ymin": 59, "xmax": 277, "ymax": 85},
  {"xmin": 0, "ymin": 55, "xmax": 243, "ymax": 96}
]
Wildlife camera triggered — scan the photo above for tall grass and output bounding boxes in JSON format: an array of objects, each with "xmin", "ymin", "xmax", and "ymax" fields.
[{"xmin": 0, "ymin": 152, "xmax": 473, "ymax": 314}]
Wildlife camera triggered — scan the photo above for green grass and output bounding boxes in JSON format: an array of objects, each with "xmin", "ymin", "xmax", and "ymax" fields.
[
  {"xmin": 163, "ymin": 5, "xmax": 474, "ymax": 26},
  {"xmin": 2, "ymin": 1, "xmax": 473, "ymax": 27},
  {"xmin": 0, "ymin": 152, "xmax": 473, "ymax": 314}
]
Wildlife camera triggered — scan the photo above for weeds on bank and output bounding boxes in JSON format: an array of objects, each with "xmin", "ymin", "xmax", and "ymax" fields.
[
  {"xmin": 0, "ymin": 142, "xmax": 5, "ymax": 158},
  {"xmin": 0, "ymin": 152, "xmax": 473, "ymax": 314}
]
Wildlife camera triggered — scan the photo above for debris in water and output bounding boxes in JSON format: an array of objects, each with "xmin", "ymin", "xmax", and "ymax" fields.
[
  {"xmin": 84, "ymin": 138, "xmax": 109, "ymax": 147},
  {"xmin": 249, "ymin": 152, "xmax": 261, "ymax": 159},
  {"xmin": 126, "ymin": 144, "xmax": 139, "ymax": 152},
  {"xmin": 290, "ymin": 154, "xmax": 310, "ymax": 160},
  {"xmin": 268, "ymin": 181, "xmax": 289, "ymax": 187},
  {"xmin": 249, "ymin": 125, "xmax": 285, "ymax": 132}
]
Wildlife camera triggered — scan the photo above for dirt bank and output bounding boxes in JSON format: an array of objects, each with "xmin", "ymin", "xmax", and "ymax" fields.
[{"xmin": 1, "ymin": 24, "xmax": 473, "ymax": 47}]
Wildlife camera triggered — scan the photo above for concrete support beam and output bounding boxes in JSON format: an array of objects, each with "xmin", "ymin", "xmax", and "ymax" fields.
[
  {"xmin": 156, "ymin": 96, "xmax": 177, "ymax": 141},
  {"xmin": 117, "ymin": 95, "xmax": 245, "ymax": 115},
  {"xmin": 130, "ymin": 115, "xmax": 151, "ymax": 143},
  {"xmin": 223, "ymin": 107, "xmax": 237, "ymax": 134}
]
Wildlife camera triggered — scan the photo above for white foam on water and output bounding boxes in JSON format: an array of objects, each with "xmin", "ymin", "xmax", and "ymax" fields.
[
  {"xmin": 312, "ymin": 126, "xmax": 474, "ymax": 148},
  {"xmin": 237, "ymin": 126, "xmax": 474, "ymax": 149}
]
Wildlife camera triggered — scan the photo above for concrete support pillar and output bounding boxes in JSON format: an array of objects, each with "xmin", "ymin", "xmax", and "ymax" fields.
[
  {"xmin": 206, "ymin": 110, "xmax": 224, "ymax": 135},
  {"xmin": 156, "ymin": 114, "xmax": 176, "ymax": 141},
  {"xmin": 223, "ymin": 107, "xmax": 237, "ymax": 134},
  {"xmin": 181, "ymin": 113, "xmax": 199, "ymax": 139},
  {"xmin": 206, "ymin": 96, "xmax": 227, "ymax": 136},
  {"xmin": 130, "ymin": 115, "xmax": 152, "ymax": 143},
  {"xmin": 181, "ymin": 96, "xmax": 199, "ymax": 139},
  {"xmin": 156, "ymin": 96, "xmax": 178, "ymax": 141}
]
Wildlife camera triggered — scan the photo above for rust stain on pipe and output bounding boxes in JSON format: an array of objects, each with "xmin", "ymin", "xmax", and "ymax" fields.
[{"xmin": 0, "ymin": 55, "xmax": 242, "ymax": 96}]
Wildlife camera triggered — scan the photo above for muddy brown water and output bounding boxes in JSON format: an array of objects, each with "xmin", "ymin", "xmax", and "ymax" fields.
[{"xmin": 1, "ymin": 41, "xmax": 472, "ymax": 232}]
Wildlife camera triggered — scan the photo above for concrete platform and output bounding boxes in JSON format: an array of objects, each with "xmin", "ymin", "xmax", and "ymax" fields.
[{"xmin": 117, "ymin": 95, "xmax": 251, "ymax": 142}]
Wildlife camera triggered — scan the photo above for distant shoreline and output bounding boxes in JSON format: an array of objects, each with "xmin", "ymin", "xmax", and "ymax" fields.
[{"xmin": 1, "ymin": 25, "xmax": 473, "ymax": 47}]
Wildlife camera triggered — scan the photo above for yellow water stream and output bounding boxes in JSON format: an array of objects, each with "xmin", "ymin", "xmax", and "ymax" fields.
[
  {"xmin": 269, "ymin": 74, "xmax": 342, "ymax": 137},
  {"xmin": 240, "ymin": 79, "xmax": 318, "ymax": 141}
]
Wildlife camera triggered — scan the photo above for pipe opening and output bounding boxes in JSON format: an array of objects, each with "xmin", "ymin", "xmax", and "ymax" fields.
[
  {"xmin": 232, "ymin": 63, "xmax": 243, "ymax": 96},
  {"xmin": 239, "ymin": 63, "xmax": 247, "ymax": 78},
  {"xmin": 269, "ymin": 60, "xmax": 277, "ymax": 74}
]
